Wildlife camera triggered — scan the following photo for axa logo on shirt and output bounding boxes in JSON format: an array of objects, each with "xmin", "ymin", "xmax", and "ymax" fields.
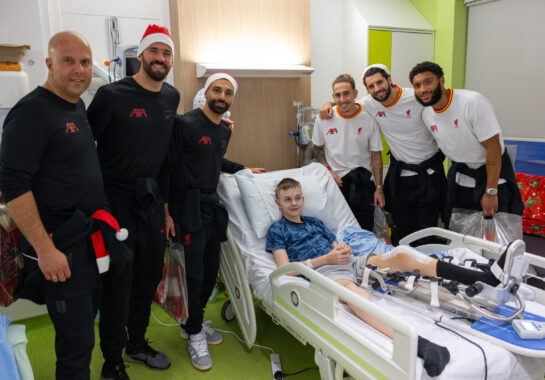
[
  {"xmin": 406, "ymin": 109, "xmax": 411, "ymax": 117},
  {"xmin": 164, "ymin": 109, "xmax": 174, "ymax": 119},
  {"xmin": 376, "ymin": 111, "xmax": 386, "ymax": 118},
  {"xmin": 129, "ymin": 108, "xmax": 148, "ymax": 118},
  {"xmin": 65, "ymin": 122, "xmax": 79, "ymax": 134},
  {"xmin": 357, "ymin": 128, "xmax": 363, "ymax": 135},
  {"xmin": 454, "ymin": 119, "xmax": 459, "ymax": 128},
  {"xmin": 327, "ymin": 128, "xmax": 338, "ymax": 135},
  {"xmin": 430, "ymin": 125, "xmax": 438, "ymax": 132},
  {"xmin": 199, "ymin": 136, "xmax": 212, "ymax": 144}
]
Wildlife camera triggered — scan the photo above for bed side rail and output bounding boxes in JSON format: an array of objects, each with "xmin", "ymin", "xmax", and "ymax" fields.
[
  {"xmin": 219, "ymin": 228, "xmax": 257, "ymax": 348},
  {"xmin": 270, "ymin": 263, "xmax": 417, "ymax": 380}
]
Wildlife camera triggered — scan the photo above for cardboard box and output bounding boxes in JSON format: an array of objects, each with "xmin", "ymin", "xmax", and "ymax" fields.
[{"xmin": 0, "ymin": 44, "xmax": 30, "ymax": 63}]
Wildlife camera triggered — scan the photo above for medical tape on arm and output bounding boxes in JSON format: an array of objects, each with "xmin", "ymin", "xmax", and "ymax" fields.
[{"xmin": 379, "ymin": 245, "xmax": 432, "ymax": 264}]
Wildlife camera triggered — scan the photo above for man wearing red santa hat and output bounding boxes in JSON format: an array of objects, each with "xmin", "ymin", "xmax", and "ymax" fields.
[{"xmin": 87, "ymin": 24, "xmax": 180, "ymax": 379}]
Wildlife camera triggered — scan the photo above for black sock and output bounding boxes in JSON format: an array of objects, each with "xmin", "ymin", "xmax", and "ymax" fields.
[
  {"xmin": 436, "ymin": 247, "xmax": 508, "ymax": 287},
  {"xmin": 417, "ymin": 336, "xmax": 450, "ymax": 377}
]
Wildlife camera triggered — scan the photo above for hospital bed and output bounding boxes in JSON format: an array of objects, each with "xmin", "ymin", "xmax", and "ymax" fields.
[{"xmin": 217, "ymin": 163, "xmax": 545, "ymax": 379}]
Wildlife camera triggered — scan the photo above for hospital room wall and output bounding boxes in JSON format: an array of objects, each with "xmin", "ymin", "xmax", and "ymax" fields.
[
  {"xmin": 410, "ymin": 0, "xmax": 468, "ymax": 89},
  {"xmin": 465, "ymin": 0, "xmax": 545, "ymax": 141},
  {"xmin": 0, "ymin": 0, "xmax": 53, "ymax": 90},
  {"xmin": 310, "ymin": 0, "xmax": 370, "ymax": 109},
  {"xmin": 169, "ymin": 0, "xmax": 311, "ymax": 171}
]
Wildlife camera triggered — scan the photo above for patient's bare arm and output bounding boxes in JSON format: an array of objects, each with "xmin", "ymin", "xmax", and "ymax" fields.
[{"xmin": 272, "ymin": 244, "xmax": 352, "ymax": 275}]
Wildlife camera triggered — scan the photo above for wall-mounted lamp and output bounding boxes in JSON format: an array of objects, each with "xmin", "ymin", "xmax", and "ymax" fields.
[{"xmin": 196, "ymin": 63, "xmax": 314, "ymax": 78}]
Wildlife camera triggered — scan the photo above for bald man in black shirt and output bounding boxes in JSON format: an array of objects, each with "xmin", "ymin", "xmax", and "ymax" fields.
[{"xmin": 0, "ymin": 31, "xmax": 108, "ymax": 380}]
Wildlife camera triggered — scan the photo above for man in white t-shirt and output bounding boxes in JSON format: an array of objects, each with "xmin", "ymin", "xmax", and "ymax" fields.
[
  {"xmin": 313, "ymin": 74, "xmax": 384, "ymax": 231},
  {"xmin": 409, "ymin": 61, "xmax": 523, "ymax": 226},
  {"xmin": 319, "ymin": 65, "xmax": 447, "ymax": 241}
]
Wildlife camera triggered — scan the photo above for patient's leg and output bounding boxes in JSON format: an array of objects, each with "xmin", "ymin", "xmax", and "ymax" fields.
[
  {"xmin": 336, "ymin": 279, "xmax": 451, "ymax": 376},
  {"xmin": 367, "ymin": 252, "xmax": 437, "ymax": 277},
  {"xmin": 335, "ymin": 279, "xmax": 393, "ymax": 338},
  {"xmin": 367, "ymin": 249, "xmax": 503, "ymax": 287}
]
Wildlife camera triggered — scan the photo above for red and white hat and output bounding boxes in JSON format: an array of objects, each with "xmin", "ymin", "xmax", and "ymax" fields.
[
  {"xmin": 91, "ymin": 210, "xmax": 128, "ymax": 274},
  {"xmin": 204, "ymin": 73, "xmax": 238, "ymax": 94},
  {"xmin": 137, "ymin": 24, "xmax": 174, "ymax": 57}
]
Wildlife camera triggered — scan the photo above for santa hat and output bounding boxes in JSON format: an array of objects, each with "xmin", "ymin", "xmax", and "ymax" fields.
[
  {"xmin": 204, "ymin": 73, "xmax": 238, "ymax": 95},
  {"xmin": 361, "ymin": 63, "xmax": 391, "ymax": 81},
  {"xmin": 137, "ymin": 24, "xmax": 174, "ymax": 57},
  {"xmin": 91, "ymin": 210, "xmax": 128, "ymax": 273}
]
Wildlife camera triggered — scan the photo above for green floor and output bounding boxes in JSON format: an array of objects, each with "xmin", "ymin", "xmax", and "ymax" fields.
[{"xmin": 19, "ymin": 293, "xmax": 318, "ymax": 379}]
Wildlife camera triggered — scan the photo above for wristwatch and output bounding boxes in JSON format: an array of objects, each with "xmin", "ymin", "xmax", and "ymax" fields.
[{"xmin": 485, "ymin": 187, "xmax": 498, "ymax": 196}]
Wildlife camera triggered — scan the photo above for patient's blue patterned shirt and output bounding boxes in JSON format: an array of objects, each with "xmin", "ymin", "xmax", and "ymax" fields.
[{"xmin": 266, "ymin": 216, "xmax": 336, "ymax": 261}]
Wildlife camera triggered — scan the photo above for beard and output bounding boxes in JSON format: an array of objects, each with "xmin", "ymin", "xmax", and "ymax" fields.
[
  {"xmin": 371, "ymin": 84, "xmax": 392, "ymax": 102},
  {"xmin": 141, "ymin": 56, "xmax": 170, "ymax": 81},
  {"xmin": 207, "ymin": 98, "xmax": 230, "ymax": 114},
  {"xmin": 416, "ymin": 82, "xmax": 442, "ymax": 107}
]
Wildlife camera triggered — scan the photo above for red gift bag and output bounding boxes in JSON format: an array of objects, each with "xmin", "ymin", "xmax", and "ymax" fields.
[
  {"xmin": 154, "ymin": 242, "xmax": 189, "ymax": 324},
  {"xmin": 516, "ymin": 173, "xmax": 545, "ymax": 237},
  {"xmin": 0, "ymin": 206, "xmax": 23, "ymax": 307}
]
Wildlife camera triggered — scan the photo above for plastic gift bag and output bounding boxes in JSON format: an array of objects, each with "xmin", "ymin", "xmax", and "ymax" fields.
[
  {"xmin": 373, "ymin": 206, "xmax": 391, "ymax": 244},
  {"xmin": 0, "ymin": 205, "xmax": 23, "ymax": 307},
  {"xmin": 449, "ymin": 208, "xmax": 523, "ymax": 245},
  {"xmin": 154, "ymin": 242, "xmax": 189, "ymax": 324}
]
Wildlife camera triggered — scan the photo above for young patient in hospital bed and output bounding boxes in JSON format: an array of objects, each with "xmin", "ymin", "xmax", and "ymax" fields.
[{"xmin": 266, "ymin": 178, "xmax": 512, "ymax": 377}]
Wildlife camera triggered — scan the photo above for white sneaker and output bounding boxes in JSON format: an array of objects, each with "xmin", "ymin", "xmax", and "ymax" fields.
[
  {"xmin": 181, "ymin": 321, "xmax": 223, "ymax": 345},
  {"xmin": 188, "ymin": 331, "xmax": 212, "ymax": 371}
]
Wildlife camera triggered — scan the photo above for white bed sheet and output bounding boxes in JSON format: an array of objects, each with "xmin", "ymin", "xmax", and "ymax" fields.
[{"xmin": 217, "ymin": 164, "xmax": 545, "ymax": 379}]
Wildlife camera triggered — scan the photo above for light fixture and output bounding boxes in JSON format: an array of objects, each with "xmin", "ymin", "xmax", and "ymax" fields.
[{"xmin": 196, "ymin": 63, "xmax": 314, "ymax": 78}]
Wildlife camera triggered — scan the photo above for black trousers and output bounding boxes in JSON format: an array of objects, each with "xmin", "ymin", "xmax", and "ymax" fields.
[
  {"xmin": 45, "ymin": 289, "xmax": 100, "ymax": 380},
  {"xmin": 339, "ymin": 182, "xmax": 375, "ymax": 231},
  {"xmin": 99, "ymin": 204, "xmax": 166, "ymax": 364},
  {"xmin": 179, "ymin": 219, "xmax": 221, "ymax": 335},
  {"xmin": 389, "ymin": 173, "xmax": 444, "ymax": 240}
]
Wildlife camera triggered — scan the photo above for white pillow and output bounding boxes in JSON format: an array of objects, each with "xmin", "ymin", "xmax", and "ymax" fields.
[{"xmin": 234, "ymin": 170, "xmax": 330, "ymax": 239}]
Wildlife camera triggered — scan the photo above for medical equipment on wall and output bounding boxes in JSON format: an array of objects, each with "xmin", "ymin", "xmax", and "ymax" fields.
[
  {"xmin": 289, "ymin": 101, "xmax": 317, "ymax": 167},
  {"xmin": 104, "ymin": 44, "xmax": 139, "ymax": 83}
]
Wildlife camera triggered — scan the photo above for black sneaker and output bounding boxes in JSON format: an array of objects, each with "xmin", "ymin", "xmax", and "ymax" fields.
[
  {"xmin": 125, "ymin": 341, "xmax": 171, "ymax": 370},
  {"xmin": 100, "ymin": 363, "xmax": 130, "ymax": 380}
]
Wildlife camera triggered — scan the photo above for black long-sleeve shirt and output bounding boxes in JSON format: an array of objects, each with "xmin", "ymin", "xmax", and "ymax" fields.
[
  {"xmin": 87, "ymin": 77, "xmax": 180, "ymax": 189},
  {"xmin": 163, "ymin": 108, "xmax": 243, "ymax": 199},
  {"xmin": 0, "ymin": 87, "xmax": 106, "ymax": 231}
]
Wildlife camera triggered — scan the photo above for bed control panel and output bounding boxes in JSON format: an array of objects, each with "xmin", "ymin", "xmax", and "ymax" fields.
[{"xmin": 513, "ymin": 319, "xmax": 545, "ymax": 339}]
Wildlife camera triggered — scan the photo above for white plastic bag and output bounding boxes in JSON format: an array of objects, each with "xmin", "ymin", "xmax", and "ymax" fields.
[
  {"xmin": 373, "ymin": 207, "xmax": 391, "ymax": 244},
  {"xmin": 449, "ymin": 208, "xmax": 523, "ymax": 245}
]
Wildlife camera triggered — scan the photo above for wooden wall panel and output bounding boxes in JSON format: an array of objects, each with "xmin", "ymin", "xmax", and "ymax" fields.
[{"xmin": 169, "ymin": 0, "xmax": 311, "ymax": 170}]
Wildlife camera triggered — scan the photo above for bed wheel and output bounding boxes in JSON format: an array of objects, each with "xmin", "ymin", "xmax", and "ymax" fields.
[{"xmin": 221, "ymin": 299, "xmax": 236, "ymax": 322}]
